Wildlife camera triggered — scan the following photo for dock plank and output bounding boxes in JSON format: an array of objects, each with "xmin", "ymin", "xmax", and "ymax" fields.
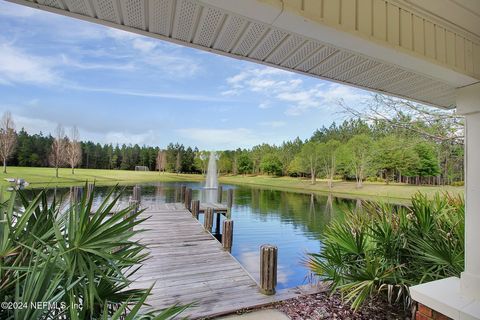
[{"xmin": 131, "ymin": 202, "xmax": 283, "ymax": 319}]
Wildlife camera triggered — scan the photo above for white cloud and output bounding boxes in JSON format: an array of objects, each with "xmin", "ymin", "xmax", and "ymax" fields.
[
  {"xmin": 221, "ymin": 89, "xmax": 239, "ymax": 96},
  {"xmin": 258, "ymin": 121, "xmax": 286, "ymax": 128},
  {"xmin": 0, "ymin": 43, "xmax": 59, "ymax": 85},
  {"xmin": 223, "ymin": 66, "xmax": 368, "ymax": 116},
  {"xmin": 105, "ymin": 28, "xmax": 139, "ymax": 41},
  {"xmin": 258, "ymin": 102, "xmax": 271, "ymax": 109},
  {"xmin": 176, "ymin": 128, "xmax": 263, "ymax": 149},
  {"xmin": 132, "ymin": 38, "xmax": 157, "ymax": 53},
  {"xmin": 67, "ymin": 85, "xmax": 229, "ymax": 102},
  {"xmin": 105, "ymin": 130, "xmax": 157, "ymax": 145},
  {"xmin": 59, "ymin": 54, "xmax": 135, "ymax": 71},
  {"xmin": 140, "ymin": 52, "xmax": 201, "ymax": 77},
  {"xmin": 104, "ymin": 29, "xmax": 201, "ymax": 77},
  {"xmin": 11, "ymin": 114, "xmax": 56, "ymax": 134}
]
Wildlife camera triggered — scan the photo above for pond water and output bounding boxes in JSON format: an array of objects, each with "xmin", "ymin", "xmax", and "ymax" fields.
[{"xmin": 27, "ymin": 182, "xmax": 358, "ymax": 290}]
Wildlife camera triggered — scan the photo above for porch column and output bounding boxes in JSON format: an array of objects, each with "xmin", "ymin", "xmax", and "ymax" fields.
[{"xmin": 458, "ymin": 82, "xmax": 480, "ymax": 300}]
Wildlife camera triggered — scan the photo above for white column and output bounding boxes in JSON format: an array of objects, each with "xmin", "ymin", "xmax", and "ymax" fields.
[{"xmin": 457, "ymin": 82, "xmax": 480, "ymax": 300}]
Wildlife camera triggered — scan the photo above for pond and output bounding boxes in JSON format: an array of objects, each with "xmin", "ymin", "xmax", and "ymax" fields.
[{"xmin": 27, "ymin": 182, "xmax": 359, "ymax": 290}]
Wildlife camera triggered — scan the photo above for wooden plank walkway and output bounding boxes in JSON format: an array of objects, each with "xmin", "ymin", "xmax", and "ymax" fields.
[
  {"xmin": 130, "ymin": 203, "xmax": 290, "ymax": 319},
  {"xmin": 198, "ymin": 202, "xmax": 228, "ymax": 213}
]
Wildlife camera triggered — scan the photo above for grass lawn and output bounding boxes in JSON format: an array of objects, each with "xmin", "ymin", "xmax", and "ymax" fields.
[
  {"xmin": 0, "ymin": 167, "xmax": 463, "ymax": 202},
  {"xmin": 0, "ymin": 167, "xmax": 202, "ymax": 190},
  {"xmin": 218, "ymin": 175, "xmax": 464, "ymax": 203}
]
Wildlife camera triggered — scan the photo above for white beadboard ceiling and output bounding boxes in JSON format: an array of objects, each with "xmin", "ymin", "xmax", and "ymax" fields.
[{"xmin": 8, "ymin": 0, "xmax": 467, "ymax": 108}]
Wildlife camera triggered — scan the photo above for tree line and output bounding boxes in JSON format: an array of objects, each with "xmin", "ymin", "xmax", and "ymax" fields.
[
  {"xmin": 0, "ymin": 108, "xmax": 464, "ymax": 186},
  {"xmin": 208, "ymin": 117, "xmax": 463, "ymax": 187}
]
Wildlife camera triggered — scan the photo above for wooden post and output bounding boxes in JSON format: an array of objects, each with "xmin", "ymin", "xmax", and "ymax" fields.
[
  {"xmin": 71, "ymin": 186, "xmax": 83, "ymax": 204},
  {"xmin": 204, "ymin": 207, "xmax": 213, "ymax": 232},
  {"xmin": 260, "ymin": 244, "xmax": 277, "ymax": 295},
  {"xmin": 215, "ymin": 211, "xmax": 221, "ymax": 234},
  {"xmin": 180, "ymin": 185, "xmax": 186, "ymax": 203},
  {"xmin": 128, "ymin": 200, "xmax": 139, "ymax": 218},
  {"xmin": 126, "ymin": 199, "xmax": 139, "ymax": 231},
  {"xmin": 222, "ymin": 220, "xmax": 234, "ymax": 252},
  {"xmin": 185, "ymin": 188, "xmax": 192, "ymax": 211},
  {"xmin": 86, "ymin": 183, "xmax": 94, "ymax": 199},
  {"xmin": 192, "ymin": 200, "xmax": 200, "ymax": 219},
  {"xmin": 227, "ymin": 189, "xmax": 233, "ymax": 208},
  {"xmin": 217, "ymin": 185, "xmax": 223, "ymax": 203},
  {"xmin": 133, "ymin": 185, "xmax": 141, "ymax": 203}
]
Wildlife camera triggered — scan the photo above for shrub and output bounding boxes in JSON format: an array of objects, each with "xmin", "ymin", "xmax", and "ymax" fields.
[
  {"xmin": 0, "ymin": 185, "xmax": 188, "ymax": 319},
  {"xmin": 451, "ymin": 181, "xmax": 464, "ymax": 186},
  {"xmin": 308, "ymin": 193, "xmax": 464, "ymax": 311}
]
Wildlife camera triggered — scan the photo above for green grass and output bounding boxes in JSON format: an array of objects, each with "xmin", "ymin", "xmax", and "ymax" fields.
[
  {"xmin": 0, "ymin": 167, "xmax": 463, "ymax": 202},
  {"xmin": 218, "ymin": 175, "xmax": 464, "ymax": 203},
  {"xmin": 0, "ymin": 166, "xmax": 201, "ymax": 189}
]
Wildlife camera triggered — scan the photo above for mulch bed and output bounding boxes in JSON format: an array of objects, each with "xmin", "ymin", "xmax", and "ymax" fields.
[{"xmin": 274, "ymin": 292, "xmax": 411, "ymax": 320}]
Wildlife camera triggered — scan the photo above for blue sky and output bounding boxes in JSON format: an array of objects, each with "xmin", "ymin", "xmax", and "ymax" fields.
[{"xmin": 0, "ymin": 0, "xmax": 371, "ymax": 150}]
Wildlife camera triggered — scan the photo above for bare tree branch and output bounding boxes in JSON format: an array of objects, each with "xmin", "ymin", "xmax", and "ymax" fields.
[
  {"xmin": 66, "ymin": 126, "xmax": 82, "ymax": 174},
  {"xmin": 0, "ymin": 112, "xmax": 17, "ymax": 174},
  {"xmin": 338, "ymin": 94, "xmax": 464, "ymax": 143},
  {"xmin": 49, "ymin": 124, "xmax": 67, "ymax": 178}
]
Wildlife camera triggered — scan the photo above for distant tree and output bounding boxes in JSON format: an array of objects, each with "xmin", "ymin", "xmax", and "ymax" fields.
[
  {"xmin": 181, "ymin": 147, "xmax": 195, "ymax": 172},
  {"xmin": 175, "ymin": 152, "xmax": 181, "ymax": 174},
  {"xmin": 156, "ymin": 150, "xmax": 167, "ymax": 173},
  {"xmin": 414, "ymin": 141, "xmax": 441, "ymax": 180},
  {"xmin": 260, "ymin": 153, "xmax": 282, "ymax": 176},
  {"xmin": 0, "ymin": 111, "xmax": 16, "ymax": 174},
  {"xmin": 297, "ymin": 141, "xmax": 321, "ymax": 184},
  {"xmin": 278, "ymin": 137, "xmax": 303, "ymax": 176},
  {"xmin": 218, "ymin": 151, "xmax": 233, "ymax": 174},
  {"xmin": 237, "ymin": 153, "xmax": 253, "ymax": 175},
  {"xmin": 341, "ymin": 134, "xmax": 373, "ymax": 188},
  {"xmin": 66, "ymin": 126, "xmax": 82, "ymax": 174},
  {"xmin": 371, "ymin": 135, "xmax": 418, "ymax": 184},
  {"xmin": 232, "ymin": 149, "xmax": 242, "ymax": 175},
  {"xmin": 318, "ymin": 140, "xmax": 340, "ymax": 189},
  {"xmin": 49, "ymin": 124, "xmax": 67, "ymax": 178}
]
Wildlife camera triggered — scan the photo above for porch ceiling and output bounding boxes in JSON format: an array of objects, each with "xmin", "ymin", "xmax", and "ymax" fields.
[{"xmin": 7, "ymin": 0, "xmax": 480, "ymax": 109}]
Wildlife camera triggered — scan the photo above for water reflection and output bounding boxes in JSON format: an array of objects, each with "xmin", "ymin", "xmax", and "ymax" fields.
[{"xmin": 23, "ymin": 182, "xmax": 357, "ymax": 289}]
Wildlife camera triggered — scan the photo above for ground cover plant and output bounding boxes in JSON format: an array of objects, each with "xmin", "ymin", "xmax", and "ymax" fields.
[
  {"xmin": 308, "ymin": 192, "xmax": 464, "ymax": 310},
  {"xmin": 0, "ymin": 185, "xmax": 188, "ymax": 319}
]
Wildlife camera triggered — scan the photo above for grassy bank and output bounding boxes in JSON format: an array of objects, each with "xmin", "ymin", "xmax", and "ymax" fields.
[
  {"xmin": 0, "ymin": 167, "xmax": 201, "ymax": 189},
  {"xmin": 218, "ymin": 175, "xmax": 463, "ymax": 202},
  {"xmin": 0, "ymin": 167, "xmax": 463, "ymax": 202}
]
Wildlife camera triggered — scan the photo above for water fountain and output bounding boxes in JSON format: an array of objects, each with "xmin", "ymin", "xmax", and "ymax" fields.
[
  {"xmin": 204, "ymin": 151, "xmax": 218, "ymax": 203},
  {"xmin": 205, "ymin": 151, "xmax": 218, "ymax": 190}
]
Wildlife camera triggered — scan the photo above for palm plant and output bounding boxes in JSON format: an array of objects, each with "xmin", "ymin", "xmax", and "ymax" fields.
[
  {"xmin": 308, "ymin": 192, "xmax": 464, "ymax": 311},
  {"xmin": 0, "ymin": 185, "xmax": 188, "ymax": 319}
]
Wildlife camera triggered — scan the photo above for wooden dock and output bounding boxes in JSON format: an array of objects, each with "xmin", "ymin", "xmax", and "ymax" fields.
[
  {"xmin": 198, "ymin": 202, "xmax": 228, "ymax": 213},
  {"xmin": 130, "ymin": 203, "xmax": 292, "ymax": 319}
]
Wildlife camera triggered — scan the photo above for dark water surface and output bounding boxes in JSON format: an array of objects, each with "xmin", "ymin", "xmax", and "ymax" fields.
[{"xmin": 28, "ymin": 182, "xmax": 357, "ymax": 289}]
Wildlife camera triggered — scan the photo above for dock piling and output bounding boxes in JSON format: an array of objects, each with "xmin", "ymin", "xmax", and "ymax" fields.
[
  {"xmin": 192, "ymin": 200, "xmax": 200, "ymax": 218},
  {"xmin": 217, "ymin": 185, "xmax": 223, "ymax": 203},
  {"xmin": 87, "ymin": 183, "xmax": 94, "ymax": 199},
  {"xmin": 180, "ymin": 185, "xmax": 186, "ymax": 203},
  {"xmin": 71, "ymin": 186, "xmax": 83, "ymax": 204},
  {"xmin": 204, "ymin": 207, "xmax": 214, "ymax": 232},
  {"xmin": 133, "ymin": 185, "xmax": 141, "ymax": 203},
  {"xmin": 128, "ymin": 200, "xmax": 139, "ymax": 218},
  {"xmin": 184, "ymin": 188, "xmax": 192, "ymax": 210},
  {"xmin": 260, "ymin": 244, "xmax": 278, "ymax": 295},
  {"xmin": 215, "ymin": 211, "xmax": 221, "ymax": 234},
  {"xmin": 227, "ymin": 189, "xmax": 233, "ymax": 208},
  {"xmin": 222, "ymin": 220, "xmax": 234, "ymax": 252}
]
